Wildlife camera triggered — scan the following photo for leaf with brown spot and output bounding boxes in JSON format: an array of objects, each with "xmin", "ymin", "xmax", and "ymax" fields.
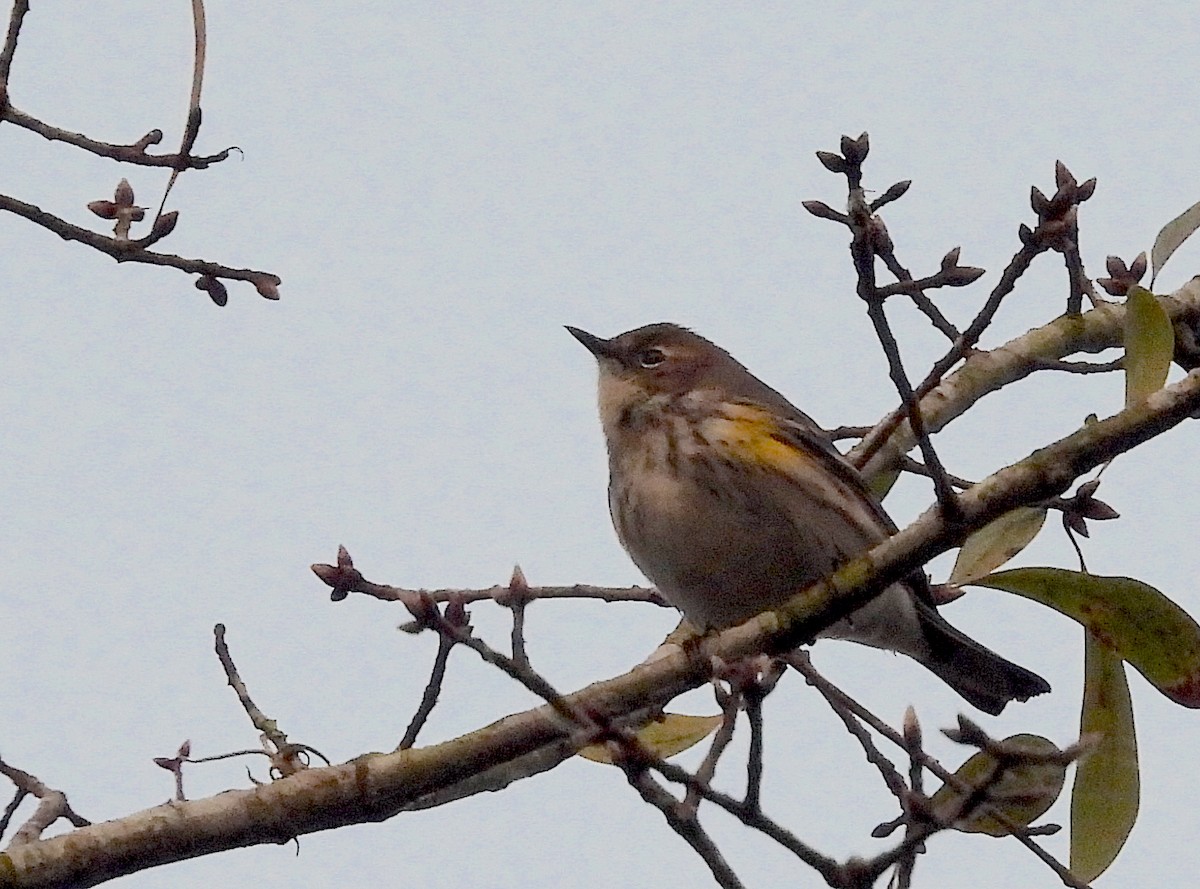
[{"xmin": 974, "ymin": 568, "xmax": 1200, "ymax": 707}]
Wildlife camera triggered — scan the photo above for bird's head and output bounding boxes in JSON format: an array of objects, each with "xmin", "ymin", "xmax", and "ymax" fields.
[{"xmin": 566, "ymin": 323, "xmax": 740, "ymax": 432}]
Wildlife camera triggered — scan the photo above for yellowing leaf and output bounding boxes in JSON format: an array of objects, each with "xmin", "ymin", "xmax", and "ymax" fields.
[
  {"xmin": 948, "ymin": 507, "xmax": 1047, "ymax": 585},
  {"xmin": 578, "ymin": 713, "xmax": 723, "ymax": 764},
  {"xmin": 1150, "ymin": 198, "xmax": 1200, "ymax": 287},
  {"xmin": 974, "ymin": 568, "xmax": 1200, "ymax": 708},
  {"xmin": 1071, "ymin": 635, "xmax": 1139, "ymax": 882},
  {"xmin": 1124, "ymin": 285, "xmax": 1173, "ymax": 405},
  {"xmin": 929, "ymin": 734, "xmax": 1066, "ymax": 836}
]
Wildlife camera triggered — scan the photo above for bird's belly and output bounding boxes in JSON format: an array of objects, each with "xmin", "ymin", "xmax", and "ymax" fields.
[
  {"xmin": 610, "ymin": 462, "xmax": 841, "ymax": 629},
  {"xmin": 609, "ymin": 461, "xmax": 925, "ymax": 654}
]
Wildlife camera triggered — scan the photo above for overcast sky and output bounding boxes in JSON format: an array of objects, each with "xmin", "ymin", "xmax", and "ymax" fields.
[{"xmin": 3, "ymin": 3, "xmax": 1200, "ymax": 887}]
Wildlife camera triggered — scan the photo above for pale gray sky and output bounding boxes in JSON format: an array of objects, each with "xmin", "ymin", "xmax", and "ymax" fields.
[{"xmin": 3, "ymin": 3, "xmax": 1199, "ymax": 887}]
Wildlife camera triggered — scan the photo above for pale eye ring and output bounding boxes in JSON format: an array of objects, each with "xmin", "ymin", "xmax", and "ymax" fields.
[{"xmin": 638, "ymin": 348, "xmax": 666, "ymax": 368}]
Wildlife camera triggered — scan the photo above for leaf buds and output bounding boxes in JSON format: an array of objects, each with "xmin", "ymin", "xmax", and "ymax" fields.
[
  {"xmin": 253, "ymin": 276, "xmax": 281, "ymax": 300},
  {"xmin": 309, "ymin": 544, "xmax": 363, "ymax": 601},
  {"xmin": 815, "ymin": 151, "xmax": 847, "ymax": 174},
  {"xmin": 1097, "ymin": 252, "xmax": 1148, "ymax": 297},
  {"xmin": 195, "ymin": 275, "xmax": 228, "ymax": 307},
  {"xmin": 1059, "ymin": 478, "xmax": 1119, "ymax": 539},
  {"xmin": 840, "ymin": 132, "xmax": 870, "ymax": 165}
]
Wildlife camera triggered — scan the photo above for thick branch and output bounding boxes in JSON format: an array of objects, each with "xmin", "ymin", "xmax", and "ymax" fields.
[
  {"xmin": 850, "ymin": 278, "xmax": 1200, "ymax": 479},
  {"xmin": 6, "ymin": 366, "xmax": 1199, "ymax": 887}
]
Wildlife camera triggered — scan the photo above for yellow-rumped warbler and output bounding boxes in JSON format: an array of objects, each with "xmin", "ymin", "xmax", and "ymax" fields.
[{"xmin": 568, "ymin": 322, "xmax": 1049, "ymax": 714}]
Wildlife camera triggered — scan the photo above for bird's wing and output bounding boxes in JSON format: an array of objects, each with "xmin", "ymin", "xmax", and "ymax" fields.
[
  {"xmin": 732, "ymin": 398, "xmax": 935, "ymax": 602},
  {"xmin": 748, "ymin": 403, "xmax": 899, "ymax": 532}
]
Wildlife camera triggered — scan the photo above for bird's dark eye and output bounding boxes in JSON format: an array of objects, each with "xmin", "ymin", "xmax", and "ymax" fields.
[{"xmin": 638, "ymin": 348, "xmax": 666, "ymax": 368}]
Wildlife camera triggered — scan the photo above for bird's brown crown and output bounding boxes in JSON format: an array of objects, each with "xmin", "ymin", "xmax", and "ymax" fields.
[{"xmin": 567, "ymin": 323, "xmax": 743, "ymax": 398}]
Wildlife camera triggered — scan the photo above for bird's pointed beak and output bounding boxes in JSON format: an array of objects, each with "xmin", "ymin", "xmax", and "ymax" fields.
[{"xmin": 565, "ymin": 326, "xmax": 619, "ymax": 361}]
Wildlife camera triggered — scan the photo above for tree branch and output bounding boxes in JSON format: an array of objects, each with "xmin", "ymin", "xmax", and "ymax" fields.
[
  {"xmin": 7, "ymin": 362, "xmax": 1199, "ymax": 886},
  {"xmin": 850, "ymin": 278, "xmax": 1200, "ymax": 480},
  {"xmin": 0, "ymin": 0, "xmax": 28, "ymax": 88},
  {"xmin": 0, "ymin": 193, "xmax": 280, "ymax": 298}
]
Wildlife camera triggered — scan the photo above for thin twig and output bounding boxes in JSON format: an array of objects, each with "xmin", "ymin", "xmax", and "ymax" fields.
[
  {"xmin": 831, "ymin": 142, "xmax": 961, "ymax": 519},
  {"xmin": 509, "ymin": 599, "xmax": 530, "ymax": 670},
  {"xmin": 2, "ymin": 105, "xmax": 237, "ymax": 169},
  {"xmin": 0, "ymin": 759, "xmax": 90, "ymax": 846},
  {"xmin": 621, "ymin": 762, "xmax": 746, "ymax": 889},
  {"xmin": 397, "ymin": 632, "xmax": 456, "ymax": 751},
  {"xmin": 650, "ymin": 756, "xmax": 845, "ymax": 884},
  {"xmin": 877, "ymin": 247, "xmax": 962, "ymax": 340},
  {"xmin": 1063, "ymin": 523, "xmax": 1089, "ymax": 573},
  {"xmin": 1064, "ymin": 242, "xmax": 1087, "ymax": 317},
  {"xmin": 893, "ymin": 709, "xmax": 926, "ymax": 889},
  {"xmin": 850, "ymin": 237, "xmax": 1047, "ymax": 472},
  {"xmin": 0, "ymin": 787, "xmax": 28, "ymax": 843},
  {"xmin": 743, "ymin": 684, "xmax": 765, "ymax": 814},
  {"xmin": 423, "ymin": 606, "xmax": 593, "ymax": 730},
  {"xmin": 860, "ymin": 269, "xmax": 962, "ymax": 520},
  {"xmin": 0, "ymin": 193, "xmax": 279, "ymax": 294},
  {"xmin": 312, "ymin": 551, "xmax": 666, "ymax": 608},
  {"xmin": 214, "ymin": 624, "xmax": 287, "ymax": 750},
  {"xmin": 897, "ymin": 455, "xmax": 974, "ymax": 491},
  {"xmin": 0, "ymin": 0, "xmax": 29, "ymax": 86},
  {"xmin": 154, "ymin": 0, "xmax": 208, "ymax": 220},
  {"xmin": 213, "ymin": 624, "xmax": 325, "ymax": 779},
  {"xmin": 800, "ymin": 653, "xmax": 907, "ymax": 802},
  {"xmin": 788, "ymin": 654, "xmax": 1092, "ymax": 889},
  {"xmin": 680, "ymin": 687, "xmax": 741, "ymax": 818},
  {"xmin": 808, "ymin": 137, "xmax": 963, "ymax": 515}
]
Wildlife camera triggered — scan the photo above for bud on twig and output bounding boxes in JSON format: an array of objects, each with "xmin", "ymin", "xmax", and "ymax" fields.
[
  {"xmin": 195, "ymin": 275, "xmax": 228, "ymax": 307},
  {"xmin": 253, "ymin": 277, "xmax": 281, "ymax": 300},
  {"xmin": 940, "ymin": 247, "xmax": 962, "ymax": 270},
  {"xmin": 816, "ymin": 151, "xmax": 847, "ymax": 174},
  {"xmin": 87, "ymin": 200, "xmax": 118, "ymax": 220},
  {"xmin": 841, "ymin": 132, "xmax": 870, "ymax": 165},
  {"xmin": 802, "ymin": 200, "xmax": 849, "ymax": 223}
]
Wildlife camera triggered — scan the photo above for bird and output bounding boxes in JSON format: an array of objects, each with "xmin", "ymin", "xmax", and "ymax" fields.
[{"xmin": 567, "ymin": 322, "xmax": 1050, "ymax": 714}]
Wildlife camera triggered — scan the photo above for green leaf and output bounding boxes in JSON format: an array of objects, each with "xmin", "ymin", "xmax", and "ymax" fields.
[
  {"xmin": 578, "ymin": 712, "xmax": 723, "ymax": 764},
  {"xmin": 1150, "ymin": 198, "xmax": 1200, "ymax": 287},
  {"xmin": 948, "ymin": 507, "xmax": 1047, "ymax": 585},
  {"xmin": 1071, "ymin": 634, "xmax": 1139, "ymax": 882},
  {"xmin": 929, "ymin": 733, "xmax": 1066, "ymax": 836},
  {"xmin": 974, "ymin": 568, "xmax": 1200, "ymax": 707},
  {"xmin": 865, "ymin": 465, "xmax": 901, "ymax": 500},
  {"xmin": 1124, "ymin": 285, "xmax": 1173, "ymax": 405}
]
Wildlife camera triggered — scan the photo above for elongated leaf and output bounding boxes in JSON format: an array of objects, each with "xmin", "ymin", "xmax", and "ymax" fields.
[
  {"xmin": 1071, "ymin": 634, "xmax": 1139, "ymax": 882},
  {"xmin": 929, "ymin": 733, "xmax": 1066, "ymax": 836},
  {"xmin": 949, "ymin": 507, "xmax": 1047, "ymax": 585},
  {"xmin": 1150, "ymin": 198, "xmax": 1200, "ymax": 286},
  {"xmin": 1124, "ymin": 285, "xmax": 1173, "ymax": 405},
  {"xmin": 578, "ymin": 713, "xmax": 723, "ymax": 764},
  {"xmin": 974, "ymin": 568, "xmax": 1200, "ymax": 707}
]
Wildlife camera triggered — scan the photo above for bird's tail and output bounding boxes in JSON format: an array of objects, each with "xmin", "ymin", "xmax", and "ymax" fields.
[{"xmin": 915, "ymin": 605, "xmax": 1050, "ymax": 715}]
